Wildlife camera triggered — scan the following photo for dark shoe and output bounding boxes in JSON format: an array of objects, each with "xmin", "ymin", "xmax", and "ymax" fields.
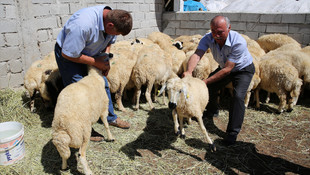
[
  {"xmin": 109, "ymin": 117, "xmax": 130, "ymax": 129},
  {"xmin": 203, "ymin": 109, "xmax": 219, "ymax": 118},
  {"xmin": 90, "ymin": 128, "xmax": 105, "ymax": 142},
  {"xmin": 223, "ymin": 134, "xmax": 237, "ymax": 146}
]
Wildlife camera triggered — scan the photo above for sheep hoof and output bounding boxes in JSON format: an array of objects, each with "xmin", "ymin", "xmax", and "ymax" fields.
[
  {"xmin": 286, "ymin": 108, "xmax": 293, "ymax": 113},
  {"xmin": 175, "ymin": 131, "xmax": 180, "ymax": 136},
  {"xmin": 180, "ymin": 134, "xmax": 186, "ymax": 139},
  {"xmin": 106, "ymin": 139, "xmax": 115, "ymax": 142},
  {"xmin": 275, "ymin": 111, "xmax": 282, "ymax": 114},
  {"xmin": 210, "ymin": 144, "xmax": 216, "ymax": 152}
]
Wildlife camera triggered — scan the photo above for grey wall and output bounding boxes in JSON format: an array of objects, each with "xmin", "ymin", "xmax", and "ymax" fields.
[
  {"xmin": 162, "ymin": 12, "xmax": 310, "ymax": 45},
  {"xmin": 1, "ymin": 1, "xmax": 309, "ymax": 89},
  {"xmin": 0, "ymin": 0, "xmax": 163, "ymax": 88}
]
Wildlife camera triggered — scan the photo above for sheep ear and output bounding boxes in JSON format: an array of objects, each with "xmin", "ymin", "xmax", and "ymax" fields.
[{"xmin": 158, "ymin": 83, "xmax": 167, "ymax": 96}]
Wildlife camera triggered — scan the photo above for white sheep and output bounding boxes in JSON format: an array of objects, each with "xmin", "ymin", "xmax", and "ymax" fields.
[
  {"xmin": 52, "ymin": 65, "xmax": 114, "ymax": 175},
  {"xmin": 255, "ymin": 58, "xmax": 302, "ymax": 113},
  {"xmin": 107, "ymin": 48, "xmax": 138, "ymax": 112},
  {"xmin": 24, "ymin": 51, "xmax": 58, "ymax": 112},
  {"xmin": 256, "ymin": 33, "xmax": 301, "ymax": 53},
  {"xmin": 159, "ymin": 75, "xmax": 215, "ymax": 151},
  {"xmin": 147, "ymin": 32, "xmax": 187, "ymax": 76},
  {"xmin": 241, "ymin": 34, "xmax": 266, "ymax": 61},
  {"xmin": 131, "ymin": 43, "xmax": 174, "ymax": 110}
]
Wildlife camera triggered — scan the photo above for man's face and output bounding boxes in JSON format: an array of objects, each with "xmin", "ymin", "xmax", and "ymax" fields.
[{"xmin": 211, "ymin": 21, "xmax": 230, "ymax": 45}]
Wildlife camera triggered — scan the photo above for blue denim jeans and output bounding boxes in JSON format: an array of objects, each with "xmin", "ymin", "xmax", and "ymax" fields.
[{"xmin": 54, "ymin": 43, "xmax": 117, "ymax": 123}]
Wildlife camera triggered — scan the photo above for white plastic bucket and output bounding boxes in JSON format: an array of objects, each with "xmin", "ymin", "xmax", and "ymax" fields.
[{"xmin": 0, "ymin": 121, "xmax": 25, "ymax": 165}]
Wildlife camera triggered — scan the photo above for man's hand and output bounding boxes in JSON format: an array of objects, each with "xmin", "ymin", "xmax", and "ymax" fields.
[{"xmin": 94, "ymin": 56, "xmax": 110, "ymax": 76}]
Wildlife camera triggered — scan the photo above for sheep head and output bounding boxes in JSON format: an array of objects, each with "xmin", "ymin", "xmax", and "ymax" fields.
[{"xmin": 166, "ymin": 78, "xmax": 188, "ymax": 109}]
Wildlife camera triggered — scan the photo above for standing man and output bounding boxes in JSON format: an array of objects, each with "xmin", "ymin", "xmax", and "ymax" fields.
[
  {"xmin": 183, "ymin": 15, "xmax": 255, "ymax": 145},
  {"xmin": 54, "ymin": 5, "xmax": 132, "ymax": 142}
]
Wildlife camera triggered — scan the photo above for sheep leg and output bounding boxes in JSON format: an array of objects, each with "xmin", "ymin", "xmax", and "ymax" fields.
[
  {"xmin": 244, "ymin": 91, "xmax": 251, "ymax": 108},
  {"xmin": 100, "ymin": 114, "xmax": 115, "ymax": 141},
  {"xmin": 145, "ymin": 81, "xmax": 155, "ymax": 110},
  {"xmin": 179, "ymin": 116, "xmax": 185, "ymax": 139},
  {"xmin": 153, "ymin": 84, "xmax": 158, "ymax": 102},
  {"xmin": 196, "ymin": 116, "xmax": 216, "ymax": 152},
  {"xmin": 29, "ymin": 89, "xmax": 37, "ymax": 112},
  {"xmin": 172, "ymin": 109, "xmax": 180, "ymax": 136},
  {"xmin": 277, "ymin": 93, "xmax": 286, "ymax": 113},
  {"xmin": 115, "ymin": 85, "xmax": 126, "ymax": 112},
  {"xmin": 265, "ymin": 92, "xmax": 271, "ymax": 103},
  {"xmin": 52, "ymin": 131, "xmax": 71, "ymax": 170},
  {"xmin": 254, "ymin": 88, "xmax": 260, "ymax": 109},
  {"xmin": 134, "ymin": 87, "xmax": 141, "ymax": 110},
  {"xmin": 78, "ymin": 139, "xmax": 92, "ymax": 175}
]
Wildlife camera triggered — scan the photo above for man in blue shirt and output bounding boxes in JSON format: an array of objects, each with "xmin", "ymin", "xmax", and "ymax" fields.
[
  {"xmin": 183, "ymin": 16, "xmax": 255, "ymax": 145},
  {"xmin": 54, "ymin": 6, "xmax": 132, "ymax": 142}
]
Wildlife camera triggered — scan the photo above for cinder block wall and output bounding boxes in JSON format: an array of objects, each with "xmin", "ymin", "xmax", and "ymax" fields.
[
  {"xmin": 162, "ymin": 12, "xmax": 310, "ymax": 46},
  {"xmin": 0, "ymin": 0, "xmax": 163, "ymax": 88}
]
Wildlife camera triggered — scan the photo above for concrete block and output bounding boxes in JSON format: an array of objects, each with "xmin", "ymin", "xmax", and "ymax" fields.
[
  {"xmin": 176, "ymin": 28, "xmax": 192, "ymax": 36},
  {"xmin": 0, "ymin": 20, "xmax": 17, "ymax": 33},
  {"xmin": 240, "ymin": 13, "xmax": 260, "ymax": 22},
  {"xmin": 266, "ymin": 24, "xmax": 288, "ymax": 33},
  {"xmin": 221, "ymin": 13, "xmax": 241, "ymax": 22},
  {"xmin": 116, "ymin": 4, "xmax": 130, "ymax": 11},
  {"xmin": 195, "ymin": 21, "xmax": 209, "ymax": 29},
  {"xmin": 243, "ymin": 32, "xmax": 259, "ymax": 40},
  {"xmin": 0, "ymin": 0, "xmax": 15, "ymax": 5},
  {"xmin": 37, "ymin": 29, "xmax": 49, "ymax": 42},
  {"xmin": 51, "ymin": 4, "xmax": 69, "ymax": 15},
  {"xmin": 0, "ymin": 62, "xmax": 7, "ymax": 76},
  {"xmin": 180, "ymin": 20, "xmax": 196, "ymax": 29},
  {"xmin": 140, "ymin": 20, "xmax": 150, "ymax": 28},
  {"xmin": 246, "ymin": 23, "xmax": 266, "ymax": 32},
  {"xmin": 134, "ymin": 12, "xmax": 145, "ymax": 21},
  {"xmin": 163, "ymin": 28, "xmax": 175, "ymax": 36},
  {"xmin": 288, "ymin": 24, "xmax": 310, "ymax": 34},
  {"xmin": 0, "ymin": 5, "xmax": 4, "ymax": 18},
  {"xmin": 69, "ymin": 3, "xmax": 84, "ymax": 14},
  {"xmin": 282, "ymin": 14, "xmax": 305, "ymax": 24},
  {"xmin": 61, "ymin": 15, "xmax": 71, "ymax": 26},
  {"xmin": 231, "ymin": 22, "xmax": 247, "ymax": 31},
  {"xmin": 145, "ymin": 12, "xmax": 156, "ymax": 20},
  {"xmin": 52, "ymin": 28, "xmax": 62, "ymax": 40},
  {"xmin": 163, "ymin": 12, "xmax": 176, "ymax": 21},
  {"xmin": 39, "ymin": 40, "xmax": 54, "ymax": 56},
  {"xmin": 149, "ymin": 3, "xmax": 156, "ymax": 12},
  {"xmin": 32, "ymin": 16, "xmax": 58, "ymax": 30},
  {"xmin": 32, "ymin": 0, "xmax": 55, "ymax": 4},
  {"xmin": 8, "ymin": 72, "xmax": 23, "ymax": 88},
  {"xmin": 9, "ymin": 59, "xmax": 23, "ymax": 73},
  {"xmin": 176, "ymin": 13, "xmax": 190, "ymax": 20},
  {"xmin": 302, "ymin": 34, "xmax": 310, "ymax": 46},
  {"xmin": 260, "ymin": 14, "xmax": 281, "ymax": 23},
  {"xmin": 57, "ymin": 0, "xmax": 79, "ymax": 3},
  {"xmin": 0, "ymin": 47, "xmax": 20, "ymax": 62},
  {"xmin": 134, "ymin": 28, "xmax": 146, "ymax": 38},
  {"xmin": 31, "ymin": 4, "xmax": 50, "ymax": 17},
  {"xmin": 139, "ymin": 4, "xmax": 150, "ymax": 12},
  {"xmin": 4, "ymin": 32, "xmax": 20, "ymax": 46},
  {"xmin": 0, "ymin": 75, "xmax": 9, "ymax": 89},
  {"xmin": 306, "ymin": 14, "xmax": 310, "ymax": 24},
  {"xmin": 5, "ymin": 5, "xmax": 17, "ymax": 18},
  {"xmin": 189, "ymin": 12, "xmax": 211, "ymax": 21},
  {"xmin": 0, "ymin": 34, "xmax": 5, "ymax": 46}
]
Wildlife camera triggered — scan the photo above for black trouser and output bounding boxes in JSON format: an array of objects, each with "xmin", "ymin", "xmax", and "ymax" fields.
[{"xmin": 206, "ymin": 63, "xmax": 255, "ymax": 136}]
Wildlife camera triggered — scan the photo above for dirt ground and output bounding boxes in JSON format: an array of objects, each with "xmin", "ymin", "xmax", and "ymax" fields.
[{"xmin": 0, "ymin": 89, "xmax": 309, "ymax": 174}]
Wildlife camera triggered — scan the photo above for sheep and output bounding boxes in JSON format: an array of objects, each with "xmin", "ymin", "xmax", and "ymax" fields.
[
  {"xmin": 261, "ymin": 49, "xmax": 310, "ymax": 102},
  {"xmin": 159, "ymin": 75, "xmax": 215, "ymax": 151},
  {"xmin": 174, "ymin": 34, "xmax": 203, "ymax": 54},
  {"xmin": 255, "ymin": 58, "xmax": 302, "ymax": 113},
  {"xmin": 131, "ymin": 43, "xmax": 174, "ymax": 110},
  {"xmin": 147, "ymin": 32, "xmax": 187, "ymax": 76},
  {"xmin": 52, "ymin": 65, "xmax": 115, "ymax": 175},
  {"xmin": 256, "ymin": 33, "xmax": 301, "ymax": 53},
  {"xmin": 106, "ymin": 48, "xmax": 138, "ymax": 112},
  {"xmin": 24, "ymin": 51, "xmax": 58, "ymax": 112},
  {"xmin": 241, "ymin": 34, "xmax": 266, "ymax": 61},
  {"xmin": 39, "ymin": 68, "xmax": 64, "ymax": 109}
]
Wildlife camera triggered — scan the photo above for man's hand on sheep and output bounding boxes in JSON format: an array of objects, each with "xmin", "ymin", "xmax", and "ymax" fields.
[{"xmin": 94, "ymin": 56, "xmax": 111, "ymax": 76}]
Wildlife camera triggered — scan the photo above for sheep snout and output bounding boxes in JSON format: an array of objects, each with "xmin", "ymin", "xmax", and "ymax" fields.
[{"xmin": 168, "ymin": 102, "xmax": 176, "ymax": 109}]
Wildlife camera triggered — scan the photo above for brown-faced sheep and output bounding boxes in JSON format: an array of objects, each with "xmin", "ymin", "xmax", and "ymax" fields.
[
  {"xmin": 24, "ymin": 52, "xmax": 58, "ymax": 112},
  {"xmin": 52, "ymin": 66, "xmax": 114, "ymax": 175}
]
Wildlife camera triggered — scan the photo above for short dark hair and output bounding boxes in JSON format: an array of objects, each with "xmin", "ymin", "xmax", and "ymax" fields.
[{"xmin": 108, "ymin": 9, "xmax": 133, "ymax": 36}]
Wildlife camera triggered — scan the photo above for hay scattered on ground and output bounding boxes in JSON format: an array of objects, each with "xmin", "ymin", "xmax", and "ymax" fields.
[{"xmin": 0, "ymin": 89, "xmax": 309, "ymax": 174}]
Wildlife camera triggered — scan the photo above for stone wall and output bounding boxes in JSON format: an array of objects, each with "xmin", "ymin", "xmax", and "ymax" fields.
[
  {"xmin": 0, "ymin": 0, "xmax": 163, "ymax": 88},
  {"xmin": 162, "ymin": 12, "xmax": 310, "ymax": 46}
]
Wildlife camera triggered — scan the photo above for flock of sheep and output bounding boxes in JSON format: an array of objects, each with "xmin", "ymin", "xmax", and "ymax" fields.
[{"xmin": 23, "ymin": 31, "xmax": 310, "ymax": 175}]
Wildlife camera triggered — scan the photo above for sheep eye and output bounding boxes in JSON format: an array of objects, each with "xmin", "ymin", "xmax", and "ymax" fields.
[{"xmin": 179, "ymin": 90, "xmax": 182, "ymax": 93}]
